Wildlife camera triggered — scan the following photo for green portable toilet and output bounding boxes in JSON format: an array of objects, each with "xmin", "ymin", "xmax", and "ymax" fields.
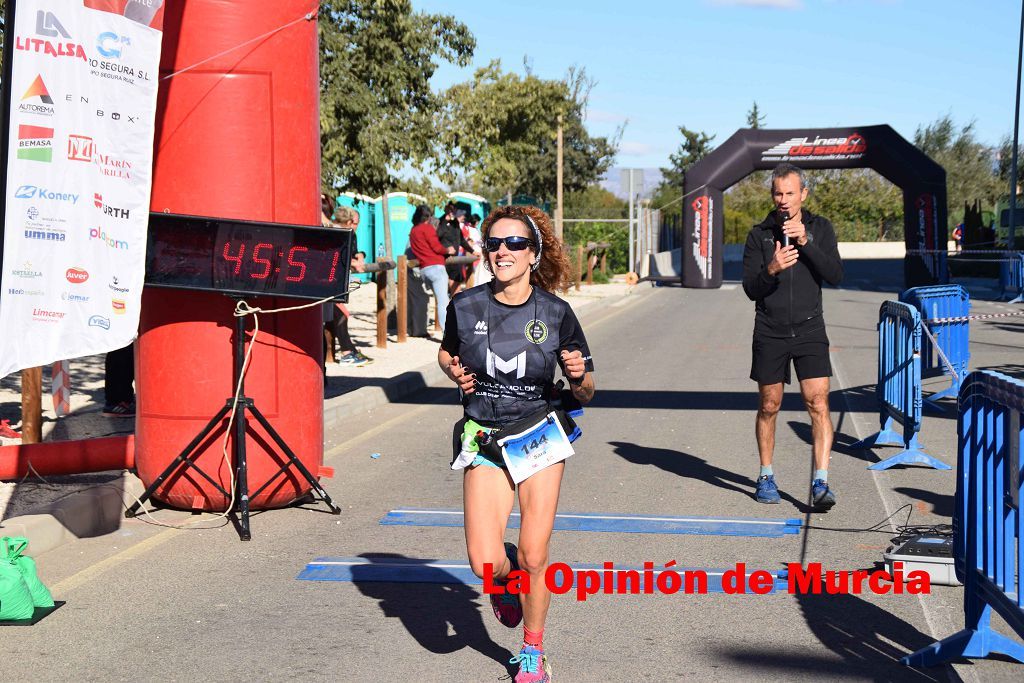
[
  {"xmin": 336, "ymin": 192, "xmax": 375, "ymax": 282},
  {"xmin": 447, "ymin": 192, "xmax": 491, "ymax": 222},
  {"xmin": 496, "ymin": 194, "xmax": 551, "ymax": 214},
  {"xmin": 373, "ymin": 192, "xmax": 426, "ymax": 261}
]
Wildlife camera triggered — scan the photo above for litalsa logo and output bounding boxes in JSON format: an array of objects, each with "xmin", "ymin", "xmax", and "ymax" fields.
[
  {"xmin": 19, "ymin": 75, "xmax": 55, "ymax": 117},
  {"xmin": 15, "ymin": 11, "xmax": 87, "ymax": 62},
  {"xmin": 14, "ymin": 184, "xmax": 78, "ymax": 204},
  {"xmin": 90, "ymin": 228, "xmax": 129, "ymax": 249},
  {"xmin": 762, "ymin": 133, "xmax": 867, "ymax": 161},
  {"xmin": 94, "ymin": 194, "xmax": 130, "ymax": 219},
  {"xmin": 66, "ymin": 267, "xmax": 89, "ymax": 284}
]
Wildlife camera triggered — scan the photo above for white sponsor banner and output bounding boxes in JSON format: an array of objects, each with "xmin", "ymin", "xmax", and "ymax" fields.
[{"xmin": 0, "ymin": 1, "xmax": 162, "ymax": 377}]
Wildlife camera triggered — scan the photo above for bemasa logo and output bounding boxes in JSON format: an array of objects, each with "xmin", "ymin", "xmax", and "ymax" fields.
[
  {"xmin": 94, "ymin": 193, "xmax": 130, "ymax": 219},
  {"xmin": 14, "ymin": 11, "xmax": 87, "ymax": 62},
  {"xmin": 97, "ymin": 32, "xmax": 130, "ymax": 58},
  {"xmin": 68, "ymin": 134, "xmax": 94, "ymax": 161},
  {"xmin": 19, "ymin": 75, "xmax": 55, "ymax": 116},
  {"xmin": 18, "ymin": 124, "xmax": 53, "ymax": 162},
  {"xmin": 14, "ymin": 185, "xmax": 79, "ymax": 204},
  {"xmin": 66, "ymin": 267, "xmax": 89, "ymax": 283}
]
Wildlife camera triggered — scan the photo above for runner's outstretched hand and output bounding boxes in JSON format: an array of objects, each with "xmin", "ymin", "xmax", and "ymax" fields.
[
  {"xmin": 448, "ymin": 355, "xmax": 476, "ymax": 394},
  {"xmin": 560, "ymin": 349, "xmax": 586, "ymax": 383}
]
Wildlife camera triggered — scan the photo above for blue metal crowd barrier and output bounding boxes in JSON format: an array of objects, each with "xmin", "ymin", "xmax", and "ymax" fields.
[
  {"xmin": 853, "ymin": 300, "xmax": 949, "ymax": 470},
  {"xmin": 999, "ymin": 253, "xmax": 1024, "ymax": 304},
  {"xmin": 903, "ymin": 370, "xmax": 1024, "ymax": 666},
  {"xmin": 899, "ymin": 285, "xmax": 970, "ymax": 408}
]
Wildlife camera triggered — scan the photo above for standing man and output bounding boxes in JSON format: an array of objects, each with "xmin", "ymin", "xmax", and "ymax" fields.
[{"xmin": 742, "ymin": 163, "xmax": 843, "ymax": 511}]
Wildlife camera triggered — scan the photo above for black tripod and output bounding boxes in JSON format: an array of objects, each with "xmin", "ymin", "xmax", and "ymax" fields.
[{"xmin": 125, "ymin": 299, "xmax": 341, "ymax": 540}]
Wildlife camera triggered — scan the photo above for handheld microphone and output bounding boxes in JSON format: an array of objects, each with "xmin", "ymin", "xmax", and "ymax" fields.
[{"xmin": 781, "ymin": 211, "xmax": 790, "ymax": 247}]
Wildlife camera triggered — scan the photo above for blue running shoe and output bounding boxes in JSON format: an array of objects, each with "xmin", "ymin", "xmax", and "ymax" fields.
[
  {"xmin": 755, "ymin": 474, "xmax": 781, "ymax": 504},
  {"xmin": 511, "ymin": 645, "xmax": 551, "ymax": 683},
  {"xmin": 489, "ymin": 542, "xmax": 522, "ymax": 628},
  {"xmin": 811, "ymin": 479, "xmax": 836, "ymax": 511}
]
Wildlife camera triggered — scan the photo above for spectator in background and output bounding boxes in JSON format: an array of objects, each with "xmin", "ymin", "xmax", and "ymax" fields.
[
  {"xmin": 437, "ymin": 202, "xmax": 475, "ymax": 295},
  {"xmin": 103, "ymin": 343, "xmax": 135, "ymax": 417},
  {"xmin": 321, "ymin": 193, "xmax": 339, "ymax": 227},
  {"xmin": 466, "ymin": 213, "xmax": 489, "ymax": 285},
  {"xmin": 410, "ymin": 204, "xmax": 455, "ymax": 333}
]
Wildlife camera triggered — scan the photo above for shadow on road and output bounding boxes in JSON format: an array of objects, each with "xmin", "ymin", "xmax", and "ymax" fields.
[
  {"xmin": 351, "ymin": 553, "xmax": 515, "ymax": 675},
  {"xmin": 609, "ymin": 440, "xmax": 814, "ymax": 512},
  {"xmin": 717, "ymin": 585, "xmax": 960, "ymax": 682},
  {"xmin": 892, "ymin": 487, "xmax": 954, "ymax": 519}
]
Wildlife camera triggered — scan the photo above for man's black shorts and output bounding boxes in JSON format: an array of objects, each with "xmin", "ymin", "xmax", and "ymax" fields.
[{"xmin": 750, "ymin": 328, "xmax": 832, "ymax": 385}]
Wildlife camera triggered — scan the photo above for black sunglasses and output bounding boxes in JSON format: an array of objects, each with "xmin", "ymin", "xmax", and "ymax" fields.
[{"xmin": 485, "ymin": 236, "xmax": 535, "ymax": 252}]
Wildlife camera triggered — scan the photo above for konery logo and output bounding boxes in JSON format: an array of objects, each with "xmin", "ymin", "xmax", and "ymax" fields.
[{"xmin": 14, "ymin": 185, "xmax": 79, "ymax": 204}]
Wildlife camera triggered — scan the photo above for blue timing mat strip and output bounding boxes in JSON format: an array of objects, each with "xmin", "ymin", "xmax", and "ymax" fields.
[
  {"xmin": 297, "ymin": 556, "xmax": 789, "ymax": 594},
  {"xmin": 379, "ymin": 508, "xmax": 802, "ymax": 538}
]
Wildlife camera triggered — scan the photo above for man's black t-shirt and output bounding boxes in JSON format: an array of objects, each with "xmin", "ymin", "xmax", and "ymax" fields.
[{"xmin": 441, "ymin": 284, "xmax": 594, "ymax": 426}]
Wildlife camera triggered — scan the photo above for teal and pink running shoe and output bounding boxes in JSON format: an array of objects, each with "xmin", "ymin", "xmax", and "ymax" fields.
[
  {"xmin": 490, "ymin": 542, "xmax": 523, "ymax": 627},
  {"xmin": 511, "ymin": 645, "xmax": 552, "ymax": 683}
]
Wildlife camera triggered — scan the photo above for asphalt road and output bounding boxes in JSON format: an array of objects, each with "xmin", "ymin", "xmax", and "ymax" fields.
[{"xmin": 8, "ymin": 276, "xmax": 1024, "ymax": 682}]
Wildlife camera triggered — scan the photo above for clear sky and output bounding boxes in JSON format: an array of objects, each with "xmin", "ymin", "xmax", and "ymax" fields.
[{"xmin": 417, "ymin": 0, "xmax": 1022, "ymax": 170}]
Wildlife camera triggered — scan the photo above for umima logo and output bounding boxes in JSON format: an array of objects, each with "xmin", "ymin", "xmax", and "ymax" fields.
[{"xmin": 24, "ymin": 228, "xmax": 65, "ymax": 241}]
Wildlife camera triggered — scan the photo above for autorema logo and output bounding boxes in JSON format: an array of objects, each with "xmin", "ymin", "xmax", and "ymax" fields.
[
  {"xmin": 19, "ymin": 74, "xmax": 54, "ymax": 117},
  {"xmin": 97, "ymin": 32, "xmax": 130, "ymax": 59},
  {"xmin": 14, "ymin": 185, "xmax": 79, "ymax": 204}
]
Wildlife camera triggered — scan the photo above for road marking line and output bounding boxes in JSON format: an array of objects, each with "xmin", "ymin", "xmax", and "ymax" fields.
[
  {"xmin": 50, "ymin": 526, "xmax": 184, "ymax": 595},
  {"xmin": 389, "ymin": 509, "xmax": 796, "ymax": 526}
]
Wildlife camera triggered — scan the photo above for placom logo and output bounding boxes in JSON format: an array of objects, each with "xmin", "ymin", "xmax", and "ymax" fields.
[
  {"xmin": 94, "ymin": 193, "xmax": 130, "ymax": 219},
  {"xmin": 486, "ymin": 349, "xmax": 527, "ymax": 379},
  {"xmin": 19, "ymin": 74, "xmax": 54, "ymax": 116},
  {"xmin": 67, "ymin": 134, "xmax": 94, "ymax": 161},
  {"xmin": 88, "ymin": 315, "xmax": 111, "ymax": 330},
  {"xmin": 14, "ymin": 11, "xmax": 87, "ymax": 62},
  {"xmin": 66, "ymin": 267, "xmax": 89, "ymax": 284},
  {"xmin": 90, "ymin": 227, "xmax": 129, "ymax": 250},
  {"xmin": 14, "ymin": 185, "xmax": 79, "ymax": 204},
  {"xmin": 18, "ymin": 124, "xmax": 53, "ymax": 162}
]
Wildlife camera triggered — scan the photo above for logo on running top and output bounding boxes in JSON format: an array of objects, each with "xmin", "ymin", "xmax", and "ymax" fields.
[
  {"xmin": 474, "ymin": 320, "xmax": 488, "ymax": 335},
  {"xmin": 524, "ymin": 319, "xmax": 548, "ymax": 344},
  {"xmin": 487, "ymin": 349, "xmax": 526, "ymax": 379}
]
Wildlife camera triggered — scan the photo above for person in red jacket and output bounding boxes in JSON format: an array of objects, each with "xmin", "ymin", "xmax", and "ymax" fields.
[{"xmin": 409, "ymin": 205, "xmax": 455, "ymax": 331}]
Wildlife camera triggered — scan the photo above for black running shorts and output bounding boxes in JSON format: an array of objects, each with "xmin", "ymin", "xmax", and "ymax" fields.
[{"xmin": 750, "ymin": 328, "xmax": 832, "ymax": 385}]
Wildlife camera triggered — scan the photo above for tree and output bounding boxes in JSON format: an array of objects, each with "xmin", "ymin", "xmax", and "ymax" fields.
[
  {"xmin": 746, "ymin": 101, "xmax": 765, "ymax": 129},
  {"xmin": 914, "ymin": 115, "xmax": 1001, "ymax": 227},
  {"xmin": 437, "ymin": 62, "xmax": 618, "ymax": 202},
  {"xmin": 318, "ymin": 0, "xmax": 474, "ymax": 195},
  {"xmin": 658, "ymin": 126, "xmax": 715, "ymax": 191}
]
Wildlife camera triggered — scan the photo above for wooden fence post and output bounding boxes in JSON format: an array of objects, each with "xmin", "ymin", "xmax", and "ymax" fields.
[
  {"xmin": 376, "ymin": 259, "xmax": 388, "ymax": 349},
  {"xmin": 575, "ymin": 244, "xmax": 584, "ymax": 292},
  {"xmin": 21, "ymin": 367, "xmax": 42, "ymax": 444},
  {"xmin": 396, "ymin": 255, "xmax": 408, "ymax": 343}
]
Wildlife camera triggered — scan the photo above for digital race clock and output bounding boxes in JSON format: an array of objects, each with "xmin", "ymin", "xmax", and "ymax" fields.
[{"xmin": 144, "ymin": 213, "xmax": 354, "ymax": 301}]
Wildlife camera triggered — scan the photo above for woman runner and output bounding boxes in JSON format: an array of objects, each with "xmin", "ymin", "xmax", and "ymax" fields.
[{"xmin": 438, "ymin": 205, "xmax": 595, "ymax": 682}]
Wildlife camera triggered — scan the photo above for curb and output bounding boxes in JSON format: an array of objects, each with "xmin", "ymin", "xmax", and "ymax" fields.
[{"xmin": 2, "ymin": 286, "xmax": 640, "ymax": 557}]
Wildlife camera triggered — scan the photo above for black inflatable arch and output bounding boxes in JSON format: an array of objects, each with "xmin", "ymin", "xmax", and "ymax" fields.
[{"xmin": 680, "ymin": 125, "xmax": 947, "ymax": 289}]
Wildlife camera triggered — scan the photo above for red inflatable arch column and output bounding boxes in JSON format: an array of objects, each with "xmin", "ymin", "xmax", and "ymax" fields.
[{"xmin": 136, "ymin": 1, "xmax": 325, "ymax": 511}]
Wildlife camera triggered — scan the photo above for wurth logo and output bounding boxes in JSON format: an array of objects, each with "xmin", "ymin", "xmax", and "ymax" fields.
[
  {"xmin": 487, "ymin": 350, "xmax": 526, "ymax": 379},
  {"xmin": 94, "ymin": 193, "xmax": 130, "ymax": 219},
  {"xmin": 474, "ymin": 321, "xmax": 488, "ymax": 335}
]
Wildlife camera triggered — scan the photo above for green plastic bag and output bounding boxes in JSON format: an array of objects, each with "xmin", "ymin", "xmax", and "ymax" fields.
[
  {"xmin": 3, "ymin": 537, "xmax": 53, "ymax": 610},
  {"xmin": 0, "ymin": 561, "xmax": 34, "ymax": 621}
]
